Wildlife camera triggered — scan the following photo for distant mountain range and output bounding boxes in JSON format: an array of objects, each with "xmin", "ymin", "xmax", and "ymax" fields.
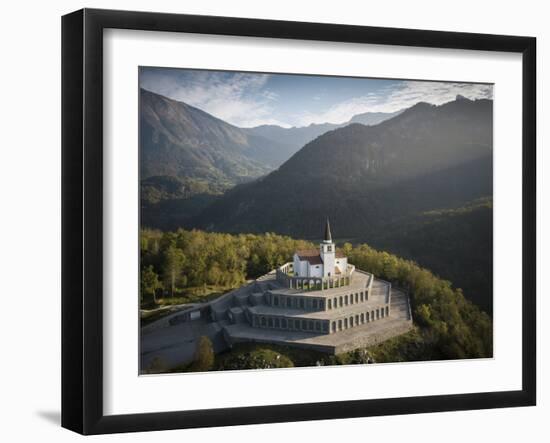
[
  {"xmin": 140, "ymin": 88, "xmax": 283, "ymax": 188},
  {"xmin": 243, "ymin": 109, "xmax": 402, "ymax": 160},
  {"xmin": 140, "ymin": 88, "xmax": 402, "ymax": 192},
  {"xmin": 193, "ymin": 98, "xmax": 492, "ymax": 237}
]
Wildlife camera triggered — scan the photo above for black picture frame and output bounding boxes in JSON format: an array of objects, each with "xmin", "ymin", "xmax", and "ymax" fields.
[{"xmin": 61, "ymin": 8, "xmax": 537, "ymax": 435}]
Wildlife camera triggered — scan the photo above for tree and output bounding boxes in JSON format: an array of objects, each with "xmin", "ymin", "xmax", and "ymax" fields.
[
  {"xmin": 163, "ymin": 244, "xmax": 186, "ymax": 297},
  {"xmin": 141, "ymin": 265, "xmax": 162, "ymax": 303},
  {"xmin": 191, "ymin": 336, "xmax": 214, "ymax": 372}
]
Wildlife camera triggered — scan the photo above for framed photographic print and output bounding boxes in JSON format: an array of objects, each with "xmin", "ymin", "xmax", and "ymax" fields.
[{"xmin": 61, "ymin": 8, "xmax": 536, "ymax": 435}]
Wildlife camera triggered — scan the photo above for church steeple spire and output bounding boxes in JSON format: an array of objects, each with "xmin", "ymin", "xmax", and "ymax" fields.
[{"xmin": 324, "ymin": 218, "xmax": 332, "ymax": 243}]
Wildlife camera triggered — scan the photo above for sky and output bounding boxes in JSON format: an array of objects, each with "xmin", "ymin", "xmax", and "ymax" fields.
[{"xmin": 139, "ymin": 67, "xmax": 493, "ymax": 128}]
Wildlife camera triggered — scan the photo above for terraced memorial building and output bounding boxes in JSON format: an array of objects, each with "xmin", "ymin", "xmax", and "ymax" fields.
[
  {"xmin": 213, "ymin": 219, "xmax": 413, "ymax": 353},
  {"xmin": 141, "ymin": 220, "xmax": 413, "ymax": 370}
]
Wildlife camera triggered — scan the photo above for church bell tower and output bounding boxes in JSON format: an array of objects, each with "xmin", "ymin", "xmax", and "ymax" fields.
[{"xmin": 320, "ymin": 218, "xmax": 336, "ymax": 278}]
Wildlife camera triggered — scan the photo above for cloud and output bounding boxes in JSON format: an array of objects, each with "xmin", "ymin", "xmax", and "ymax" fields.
[
  {"xmin": 141, "ymin": 69, "xmax": 493, "ymax": 129},
  {"xmin": 140, "ymin": 70, "xmax": 286, "ymax": 127},
  {"xmin": 294, "ymin": 81, "xmax": 493, "ymax": 127}
]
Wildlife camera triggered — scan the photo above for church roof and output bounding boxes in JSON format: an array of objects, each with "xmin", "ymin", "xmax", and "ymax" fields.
[
  {"xmin": 295, "ymin": 249, "xmax": 323, "ymax": 265},
  {"xmin": 295, "ymin": 248, "xmax": 345, "ymax": 265}
]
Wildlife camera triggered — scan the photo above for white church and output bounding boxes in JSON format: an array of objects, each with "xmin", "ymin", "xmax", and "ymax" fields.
[{"xmin": 293, "ymin": 219, "xmax": 348, "ymax": 279}]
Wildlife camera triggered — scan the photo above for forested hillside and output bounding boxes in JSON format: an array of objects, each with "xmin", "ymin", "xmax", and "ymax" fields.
[
  {"xmin": 368, "ymin": 198, "xmax": 493, "ymax": 314},
  {"xmin": 140, "ymin": 229, "xmax": 492, "ymax": 362},
  {"xmin": 194, "ymin": 98, "xmax": 492, "ymax": 235}
]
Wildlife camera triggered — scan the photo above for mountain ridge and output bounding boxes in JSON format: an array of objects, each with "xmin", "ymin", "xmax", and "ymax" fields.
[{"xmin": 191, "ymin": 96, "xmax": 493, "ymax": 237}]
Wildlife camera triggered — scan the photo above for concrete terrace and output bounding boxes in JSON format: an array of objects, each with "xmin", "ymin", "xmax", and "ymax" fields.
[
  {"xmin": 140, "ymin": 265, "xmax": 413, "ymax": 371},
  {"xmin": 224, "ymin": 287, "xmax": 411, "ymax": 354}
]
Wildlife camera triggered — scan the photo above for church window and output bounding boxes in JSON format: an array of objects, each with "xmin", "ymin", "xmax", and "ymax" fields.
[{"xmin": 327, "ymin": 245, "xmax": 332, "ymax": 252}]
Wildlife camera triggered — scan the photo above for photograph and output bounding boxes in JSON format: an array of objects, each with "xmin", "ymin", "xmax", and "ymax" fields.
[{"xmin": 138, "ymin": 67, "xmax": 494, "ymax": 374}]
